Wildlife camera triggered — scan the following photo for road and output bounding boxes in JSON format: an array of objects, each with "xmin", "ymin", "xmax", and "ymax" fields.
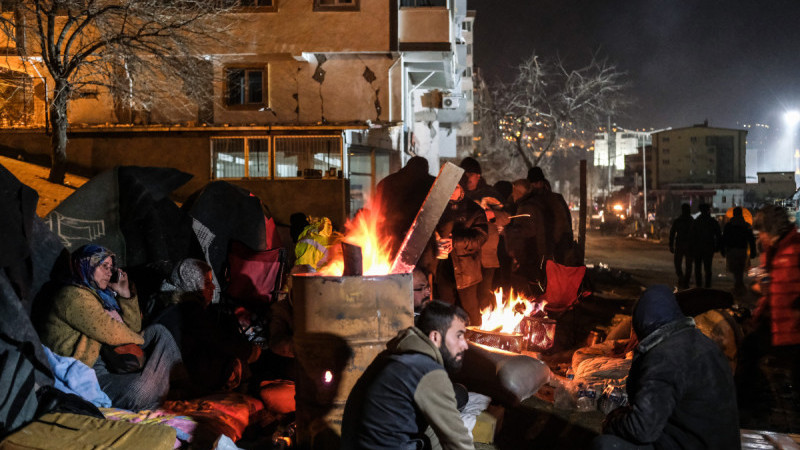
[{"xmin": 583, "ymin": 230, "xmax": 735, "ymax": 293}]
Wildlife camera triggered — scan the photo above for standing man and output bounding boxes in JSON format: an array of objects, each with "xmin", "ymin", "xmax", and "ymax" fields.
[
  {"xmin": 737, "ymin": 205, "xmax": 800, "ymax": 426},
  {"xmin": 668, "ymin": 203, "xmax": 694, "ymax": 289},
  {"xmin": 459, "ymin": 157, "xmax": 508, "ymax": 311},
  {"xmin": 689, "ymin": 203, "xmax": 721, "ymax": 288},
  {"xmin": 528, "ymin": 167, "xmax": 575, "ymax": 265},
  {"xmin": 721, "ymin": 207, "xmax": 757, "ymax": 295},
  {"xmin": 435, "ymin": 184, "xmax": 488, "ymax": 327},
  {"xmin": 596, "ymin": 285, "xmax": 740, "ymax": 449},
  {"xmin": 341, "ymin": 300, "xmax": 474, "ymax": 450}
]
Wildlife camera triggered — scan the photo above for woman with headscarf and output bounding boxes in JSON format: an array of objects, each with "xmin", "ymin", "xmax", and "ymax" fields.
[
  {"xmin": 150, "ymin": 258, "xmax": 258, "ymax": 394},
  {"xmin": 40, "ymin": 244, "xmax": 183, "ymax": 410}
]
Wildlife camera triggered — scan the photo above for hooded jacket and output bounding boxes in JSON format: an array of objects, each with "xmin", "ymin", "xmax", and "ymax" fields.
[
  {"xmin": 437, "ymin": 198, "xmax": 488, "ymax": 290},
  {"xmin": 602, "ymin": 285, "xmax": 740, "ymax": 449},
  {"xmin": 341, "ymin": 327, "xmax": 474, "ymax": 450}
]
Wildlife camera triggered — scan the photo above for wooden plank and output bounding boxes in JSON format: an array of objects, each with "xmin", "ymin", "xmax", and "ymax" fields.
[{"xmin": 390, "ymin": 162, "xmax": 464, "ymax": 274}]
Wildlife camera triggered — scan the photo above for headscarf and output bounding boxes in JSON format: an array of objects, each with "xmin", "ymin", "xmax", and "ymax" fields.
[
  {"xmin": 160, "ymin": 258, "xmax": 213, "ymax": 301},
  {"xmin": 70, "ymin": 244, "xmax": 120, "ymax": 312}
]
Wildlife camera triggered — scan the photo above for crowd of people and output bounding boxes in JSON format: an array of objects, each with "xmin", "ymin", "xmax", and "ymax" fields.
[
  {"xmin": 374, "ymin": 156, "xmax": 577, "ymax": 326},
  {"xmin": 26, "ymin": 157, "xmax": 800, "ymax": 449}
]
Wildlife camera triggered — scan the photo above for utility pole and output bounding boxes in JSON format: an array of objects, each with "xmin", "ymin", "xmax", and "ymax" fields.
[{"xmin": 643, "ymin": 136, "xmax": 647, "ymax": 224}]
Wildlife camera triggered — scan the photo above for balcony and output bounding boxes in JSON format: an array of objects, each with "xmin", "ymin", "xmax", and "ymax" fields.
[{"xmin": 398, "ymin": 7, "xmax": 451, "ymax": 51}]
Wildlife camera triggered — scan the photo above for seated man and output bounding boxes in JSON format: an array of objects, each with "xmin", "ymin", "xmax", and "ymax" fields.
[
  {"xmin": 341, "ymin": 300, "xmax": 474, "ymax": 450},
  {"xmin": 594, "ymin": 285, "xmax": 739, "ymax": 449}
]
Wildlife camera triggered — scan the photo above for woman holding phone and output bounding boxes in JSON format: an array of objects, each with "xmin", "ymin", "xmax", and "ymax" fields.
[{"xmin": 40, "ymin": 244, "xmax": 184, "ymax": 410}]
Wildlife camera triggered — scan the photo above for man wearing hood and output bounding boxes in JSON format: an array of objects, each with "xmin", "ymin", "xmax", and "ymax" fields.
[
  {"xmin": 341, "ymin": 300, "xmax": 474, "ymax": 450},
  {"xmin": 595, "ymin": 285, "xmax": 740, "ymax": 449}
]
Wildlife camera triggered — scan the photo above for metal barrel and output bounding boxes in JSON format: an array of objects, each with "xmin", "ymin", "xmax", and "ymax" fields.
[{"xmin": 292, "ymin": 273, "xmax": 413, "ymax": 447}]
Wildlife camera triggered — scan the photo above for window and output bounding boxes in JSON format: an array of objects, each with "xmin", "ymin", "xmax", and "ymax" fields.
[
  {"xmin": 722, "ymin": 196, "xmax": 727, "ymax": 203},
  {"xmin": 466, "ymin": 43, "xmax": 473, "ymax": 55},
  {"xmin": 461, "ymin": 21, "xmax": 472, "ymax": 32},
  {"xmin": 274, "ymin": 136, "xmax": 342, "ymax": 178},
  {"xmin": 662, "ymin": 159, "xmax": 670, "ymax": 165},
  {"xmin": 690, "ymin": 136, "xmax": 697, "ymax": 144},
  {"xmin": 211, "ymin": 137, "xmax": 270, "ymax": 179},
  {"xmin": 462, "ymin": 67, "xmax": 472, "ymax": 77},
  {"xmin": 225, "ymin": 68, "xmax": 266, "ymax": 108},
  {"xmin": 314, "ymin": 0, "xmax": 358, "ymax": 11},
  {"xmin": 662, "ymin": 148, "xmax": 669, "ymax": 154},
  {"xmin": 662, "ymin": 137, "xmax": 669, "ymax": 143}
]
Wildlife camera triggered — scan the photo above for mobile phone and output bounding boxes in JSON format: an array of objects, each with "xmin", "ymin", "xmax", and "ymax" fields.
[{"xmin": 110, "ymin": 269, "xmax": 120, "ymax": 283}]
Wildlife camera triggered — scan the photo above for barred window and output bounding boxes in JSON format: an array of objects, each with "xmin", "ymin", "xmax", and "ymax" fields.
[{"xmin": 273, "ymin": 136, "xmax": 342, "ymax": 178}]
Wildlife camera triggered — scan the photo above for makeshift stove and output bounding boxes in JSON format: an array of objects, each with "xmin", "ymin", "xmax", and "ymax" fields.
[
  {"xmin": 466, "ymin": 288, "xmax": 555, "ymax": 354},
  {"xmin": 292, "ymin": 163, "xmax": 465, "ymax": 446}
]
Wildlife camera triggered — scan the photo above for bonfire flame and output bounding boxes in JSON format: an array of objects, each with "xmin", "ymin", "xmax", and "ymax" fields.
[
  {"xmin": 318, "ymin": 203, "xmax": 395, "ymax": 276},
  {"xmin": 479, "ymin": 288, "xmax": 546, "ymax": 334}
]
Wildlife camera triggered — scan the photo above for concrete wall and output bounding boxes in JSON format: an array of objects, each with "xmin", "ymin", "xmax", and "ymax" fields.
[{"xmin": 0, "ymin": 129, "xmax": 349, "ymax": 227}]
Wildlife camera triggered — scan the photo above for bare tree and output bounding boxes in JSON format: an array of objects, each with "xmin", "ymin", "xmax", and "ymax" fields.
[
  {"xmin": 0, "ymin": 0, "xmax": 235, "ymax": 184},
  {"xmin": 477, "ymin": 52, "xmax": 628, "ymax": 182}
]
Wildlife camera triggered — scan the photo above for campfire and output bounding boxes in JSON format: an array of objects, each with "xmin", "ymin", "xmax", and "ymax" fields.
[{"xmin": 466, "ymin": 288, "xmax": 555, "ymax": 353}]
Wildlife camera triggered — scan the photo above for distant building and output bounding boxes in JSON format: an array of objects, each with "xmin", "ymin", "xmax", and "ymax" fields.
[{"xmin": 651, "ymin": 122, "xmax": 747, "ymax": 189}]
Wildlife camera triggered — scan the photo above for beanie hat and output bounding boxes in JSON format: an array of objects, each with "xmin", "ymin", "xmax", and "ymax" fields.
[
  {"xmin": 459, "ymin": 157, "xmax": 482, "ymax": 175},
  {"xmin": 527, "ymin": 167, "xmax": 545, "ymax": 183}
]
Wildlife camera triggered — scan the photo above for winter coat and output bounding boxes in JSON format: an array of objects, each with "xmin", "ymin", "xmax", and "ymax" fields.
[
  {"xmin": 754, "ymin": 227, "xmax": 800, "ymax": 347},
  {"xmin": 542, "ymin": 191, "xmax": 574, "ymax": 264},
  {"xmin": 437, "ymin": 198, "xmax": 488, "ymax": 289},
  {"xmin": 504, "ymin": 190, "xmax": 552, "ymax": 279},
  {"xmin": 689, "ymin": 213, "xmax": 721, "ymax": 256},
  {"xmin": 603, "ymin": 286, "xmax": 740, "ymax": 450},
  {"xmin": 721, "ymin": 216, "xmax": 757, "ymax": 254},
  {"xmin": 464, "ymin": 181, "xmax": 504, "ymax": 269},
  {"xmin": 341, "ymin": 327, "xmax": 474, "ymax": 450},
  {"xmin": 668, "ymin": 214, "xmax": 694, "ymax": 252},
  {"xmin": 40, "ymin": 285, "xmax": 144, "ymax": 367}
]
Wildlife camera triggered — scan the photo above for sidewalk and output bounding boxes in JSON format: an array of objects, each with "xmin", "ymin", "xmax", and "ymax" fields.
[{"xmin": 1, "ymin": 155, "xmax": 87, "ymax": 217}]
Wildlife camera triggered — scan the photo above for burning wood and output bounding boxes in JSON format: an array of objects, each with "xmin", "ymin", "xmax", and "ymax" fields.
[{"xmin": 467, "ymin": 288, "xmax": 554, "ymax": 353}]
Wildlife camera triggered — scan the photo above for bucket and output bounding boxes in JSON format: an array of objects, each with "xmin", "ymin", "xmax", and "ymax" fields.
[{"xmin": 292, "ymin": 273, "xmax": 413, "ymax": 446}]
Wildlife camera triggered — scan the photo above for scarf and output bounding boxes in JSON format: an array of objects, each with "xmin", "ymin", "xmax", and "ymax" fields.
[{"xmin": 70, "ymin": 244, "xmax": 121, "ymax": 312}]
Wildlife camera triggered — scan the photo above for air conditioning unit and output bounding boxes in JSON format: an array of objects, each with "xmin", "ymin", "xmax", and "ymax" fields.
[{"xmin": 441, "ymin": 95, "xmax": 460, "ymax": 109}]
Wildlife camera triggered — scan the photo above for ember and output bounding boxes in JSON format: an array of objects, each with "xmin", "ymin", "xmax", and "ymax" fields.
[{"xmin": 468, "ymin": 288, "xmax": 554, "ymax": 353}]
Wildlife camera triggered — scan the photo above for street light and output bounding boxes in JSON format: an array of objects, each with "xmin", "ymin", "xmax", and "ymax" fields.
[{"xmin": 785, "ymin": 110, "xmax": 800, "ymax": 126}]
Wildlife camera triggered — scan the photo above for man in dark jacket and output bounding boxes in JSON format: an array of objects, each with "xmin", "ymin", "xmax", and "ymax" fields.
[
  {"xmin": 721, "ymin": 207, "xmax": 757, "ymax": 294},
  {"xmin": 435, "ymin": 184, "xmax": 489, "ymax": 326},
  {"xmin": 459, "ymin": 157, "xmax": 508, "ymax": 311},
  {"xmin": 504, "ymin": 178, "xmax": 552, "ymax": 296},
  {"xmin": 596, "ymin": 285, "xmax": 740, "ymax": 450},
  {"xmin": 341, "ymin": 300, "xmax": 474, "ymax": 450},
  {"xmin": 669, "ymin": 203, "xmax": 694, "ymax": 289},
  {"xmin": 528, "ymin": 167, "xmax": 576, "ymax": 265},
  {"xmin": 689, "ymin": 203, "xmax": 722, "ymax": 288}
]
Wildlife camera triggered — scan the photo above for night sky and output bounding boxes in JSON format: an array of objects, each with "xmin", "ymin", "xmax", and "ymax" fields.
[{"xmin": 467, "ymin": 0, "xmax": 800, "ymax": 131}]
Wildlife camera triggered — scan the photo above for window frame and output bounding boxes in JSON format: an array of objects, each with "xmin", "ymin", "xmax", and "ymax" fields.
[
  {"xmin": 223, "ymin": 66, "xmax": 268, "ymax": 110},
  {"xmin": 234, "ymin": 0, "xmax": 277, "ymax": 11},
  {"xmin": 313, "ymin": 0, "xmax": 359, "ymax": 12}
]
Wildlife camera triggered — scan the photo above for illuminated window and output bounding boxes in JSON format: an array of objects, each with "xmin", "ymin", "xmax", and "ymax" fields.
[
  {"xmin": 314, "ymin": 0, "xmax": 359, "ymax": 11},
  {"xmin": 225, "ymin": 68, "xmax": 266, "ymax": 108},
  {"xmin": 274, "ymin": 136, "xmax": 342, "ymax": 178},
  {"xmin": 211, "ymin": 137, "xmax": 270, "ymax": 179}
]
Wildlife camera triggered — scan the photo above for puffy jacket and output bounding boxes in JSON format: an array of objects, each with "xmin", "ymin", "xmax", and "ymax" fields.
[
  {"xmin": 341, "ymin": 327, "xmax": 474, "ymax": 450},
  {"xmin": 604, "ymin": 320, "xmax": 739, "ymax": 448},
  {"xmin": 40, "ymin": 285, "xmax": 144, "ymax": 367},
  {"xmin": 754, "ymin": 227, "xmax": 800, "ymax": 346},
  {"xmin": 437, "ymin": 198, "xmax": 488, "ymax": 289}
]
